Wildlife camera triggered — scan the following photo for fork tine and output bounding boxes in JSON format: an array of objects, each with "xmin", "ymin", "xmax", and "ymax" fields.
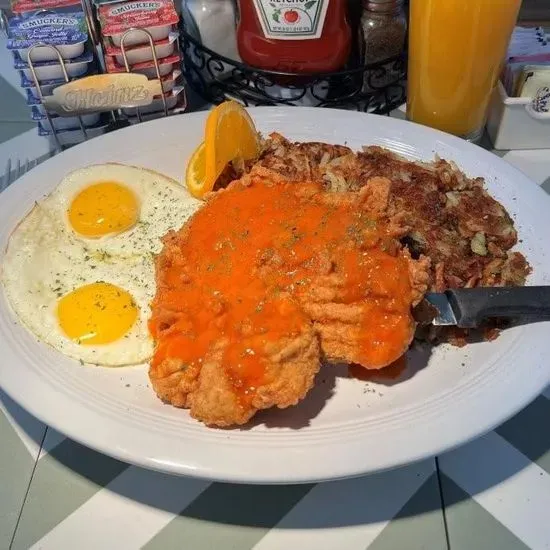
[
  {"xmin": 1, "ymin": 153, "xmax": 54, "ymax": 192},
  {"xmin": 1, "ymin": 158, "xmax": 12, "ymax": 191},
  {"xmin": 21, "ymin": 158, "xmax": 30, "ymax": 177}
]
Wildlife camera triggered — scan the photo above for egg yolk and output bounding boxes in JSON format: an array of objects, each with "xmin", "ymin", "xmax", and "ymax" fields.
[
  {"xmin": 68, "ymin": 181, "xmax": 139, "ymax": 237},
  {"xmin": 57, "ymin": 282, "xmax": 138, "ymax": 345}
]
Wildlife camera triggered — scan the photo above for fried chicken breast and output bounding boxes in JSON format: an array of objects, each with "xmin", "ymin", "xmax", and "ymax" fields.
[
  {"xmin": 150, "ymin": 329, "xmax": 319, "ymax": 427},
  {"xmin": 149, "ymin": 171, "xmax": 429, "ymax": 426}
]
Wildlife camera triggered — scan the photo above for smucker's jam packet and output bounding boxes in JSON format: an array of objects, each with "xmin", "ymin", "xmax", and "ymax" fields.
[
  {"xmin": 11, "ymin": 0, "xmax": 81, "ymax": 14},
  {"xmin": 13, "ymin": 49, "xmax": 93, "ymax": 69},
  {"xmin": 14, "ymin": 49, "xmax": 93, "ymax": 81},
  {"xmin": 7, "ymin": 12, "xmax": 88, "ymax": 62},
  {"xmin": 104, "ymin": 51, "xmax": 180, "ymax": 77},
  {"xmin": 103, "ymin": 33, "xmax": 178, "ymax": 65},
  {"xmin": 20, "ymin": 71, "xmax": 83, "ymax": 91},
  {"xmin": 98, "ymin": 0, "xmax": 179, "ymax": 42}
]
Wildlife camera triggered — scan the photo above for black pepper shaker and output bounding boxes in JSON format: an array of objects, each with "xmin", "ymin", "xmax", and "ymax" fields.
[{"xmin": 358, "ymin": 0, "xmax": 407, "ymax": 90}]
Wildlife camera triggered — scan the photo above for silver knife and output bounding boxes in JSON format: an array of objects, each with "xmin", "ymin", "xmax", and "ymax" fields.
[{"xmin": 418, "ymin": 286, "xmax": 550, "ymax": 328}]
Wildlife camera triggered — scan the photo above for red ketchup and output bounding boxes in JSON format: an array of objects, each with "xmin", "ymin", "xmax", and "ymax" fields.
[{"xmin": 236, "ymin": 0, "xmax": 351, "ymax": 74}]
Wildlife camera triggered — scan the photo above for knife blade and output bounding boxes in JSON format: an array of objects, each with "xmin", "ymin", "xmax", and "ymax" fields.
[{"xmin": 417, "ymin": 286, "xmax": 550, "ymax": 328}]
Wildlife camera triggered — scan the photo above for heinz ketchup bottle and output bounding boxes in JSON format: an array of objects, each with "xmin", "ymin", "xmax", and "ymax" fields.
[{"xmin": 236, "ymin": 0, "xmax": 352, "ymax": 74}]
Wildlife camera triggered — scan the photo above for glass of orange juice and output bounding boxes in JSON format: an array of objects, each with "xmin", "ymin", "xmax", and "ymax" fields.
[{"xmin": 407, "ymin": 0, "xmax": 521, "ymax": 141}]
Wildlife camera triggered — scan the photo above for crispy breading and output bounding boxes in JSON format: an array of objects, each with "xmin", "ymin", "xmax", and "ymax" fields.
[
  {"xmin": 150, "ymin": 305, "xmax": 320, "ymax": 427},
  {"xmin": 150, "ymin": 330, "xmax": 320, "ymax": 427},
  {"xmin": 294, "ymin": 247, "xmax": 429, "ymax": 368}
]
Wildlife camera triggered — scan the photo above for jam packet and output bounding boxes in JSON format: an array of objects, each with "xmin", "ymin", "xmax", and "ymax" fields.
[
  {"xmin": 11, "ymin": 0, "xmax": 81, "ymax": 14},
  {"xmin": 13, "ymin": 49, "xmax": 93, "ymax": 81},
  {"xmin": 98, "ymin": 0, "xmax": 179, "ymax": 47},
  {"xmin": 38, "ymin": 120, "xmax": 110, "ymax": 146},
  {"xmin": 103, "ymin": 33, "xmax": 178, "ymax": 65},
  {"xmin": 104, "ymin": 52, "xmax": 180, "ymax": 77},
  {"xmin": 31, "ymin": 106, "xmax": 101, "ymax": 131},
  {"xmin": 20, "ymin": 71, "xmax": 87, "ymax": 98},
  {"xmin": 121, "ymin": 86, "xmax": 184, "ymax": 116},
  {"xmin": 7, "ymin": 12, "xmax": 88, "ymax": 62}
]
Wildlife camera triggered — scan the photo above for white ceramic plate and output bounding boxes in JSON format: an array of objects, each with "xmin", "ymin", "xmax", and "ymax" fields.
[{"xmin": 1, "ymin": 108, "xmax": 550, "ymax": 484}]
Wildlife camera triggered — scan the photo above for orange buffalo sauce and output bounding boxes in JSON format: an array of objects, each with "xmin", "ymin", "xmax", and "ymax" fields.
[{"xmin": 149, "ymin": 179, "xmax": 413, "ymax": 404}]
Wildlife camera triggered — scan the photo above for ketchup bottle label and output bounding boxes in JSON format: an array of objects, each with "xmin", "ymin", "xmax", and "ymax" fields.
[{"xmin": 251, "ymin": 0, "xmax": 329, "ymax": 40}]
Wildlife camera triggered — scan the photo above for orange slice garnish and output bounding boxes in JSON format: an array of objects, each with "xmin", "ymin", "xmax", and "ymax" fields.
[
  {"xmin": 185, "ymin": 101, "xmax": 260, "ymax": 199},
  {"xmin": 185, "ymin": 141, "xmax": 206, "ymax": 199}
]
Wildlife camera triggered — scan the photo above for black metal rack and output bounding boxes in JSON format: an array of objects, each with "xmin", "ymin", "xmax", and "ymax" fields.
[{"xmin": 180, "ymin": 29, "xmax": 406, "ymax": 114}]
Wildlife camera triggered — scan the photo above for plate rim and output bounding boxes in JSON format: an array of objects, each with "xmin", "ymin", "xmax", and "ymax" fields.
[{"xmin": 1, "ymin": 107, "xmax": 550, "ymax": 484}]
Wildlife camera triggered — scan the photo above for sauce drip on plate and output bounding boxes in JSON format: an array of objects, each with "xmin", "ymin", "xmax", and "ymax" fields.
[{"xmin": 149, "ymin": 179, "xmax": 414, "ymax": 405}]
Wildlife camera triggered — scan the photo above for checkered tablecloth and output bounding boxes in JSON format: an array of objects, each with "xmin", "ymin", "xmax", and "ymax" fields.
[{"xmin": 1, "ymin": 111, "xmax": 550, "ymax": 550}]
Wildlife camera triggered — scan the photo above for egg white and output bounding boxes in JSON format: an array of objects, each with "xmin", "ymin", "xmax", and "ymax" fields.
[
  {"xmin": 1, "ymin": 164, "xmax": 202, "ymax": 367},
  {"xmin": 54, "ymin": 163, "xmax": 201, "ymax": 256}
]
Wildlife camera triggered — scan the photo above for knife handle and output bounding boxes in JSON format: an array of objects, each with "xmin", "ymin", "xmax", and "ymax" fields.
[{"xmin": 446, "ymin": 286, "xmax": 550, "ymax": 328}]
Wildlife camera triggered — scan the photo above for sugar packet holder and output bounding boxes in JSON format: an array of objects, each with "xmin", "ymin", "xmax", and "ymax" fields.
[
  {"xmin": 98, "ymin": 0, "xmax": 179, "ymax": 47},
  {"xmin": 502, "ymin": 54, "xmax": 550, "ymax": 96},
  {"xmin": 7, "ymin": 11, "xmax": 88, "ymax": 62},
  {"xmin": 487, "ymin": 79, "xmax": 550, "ymax": 150}
]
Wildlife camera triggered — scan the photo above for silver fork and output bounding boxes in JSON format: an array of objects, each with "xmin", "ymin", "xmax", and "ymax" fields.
[{"xmin": 1, "ymin": 155, "xmax": 46, "ymax": 192}]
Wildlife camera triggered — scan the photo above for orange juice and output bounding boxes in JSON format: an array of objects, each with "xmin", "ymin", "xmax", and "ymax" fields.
[{"xmin": 407, "ymin": 0, "xmax": 521, "ymax": 139}]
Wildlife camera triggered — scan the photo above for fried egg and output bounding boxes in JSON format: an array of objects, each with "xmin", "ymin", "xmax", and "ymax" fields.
[
  {"xmin": 2, "ymin": 164, "xmax": 202, "ymax": 366},
  {"xmin": 50, "ymin": 164, "xmax": 201, "ymax": 256}
]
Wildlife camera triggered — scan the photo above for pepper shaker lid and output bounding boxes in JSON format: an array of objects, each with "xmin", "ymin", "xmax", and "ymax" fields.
[{"xmin": 362, "ymin": 0, "xmax": 404, "ymax": 9}]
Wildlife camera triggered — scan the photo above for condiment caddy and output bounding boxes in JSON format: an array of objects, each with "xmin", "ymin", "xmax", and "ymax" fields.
[
  {"xmin": 2, "ymin": 3, "xmax": 111, "ymax": 149},
  {"xmin": 1, "ymin": 0, "xmax": 187, "ymax": 148}
]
